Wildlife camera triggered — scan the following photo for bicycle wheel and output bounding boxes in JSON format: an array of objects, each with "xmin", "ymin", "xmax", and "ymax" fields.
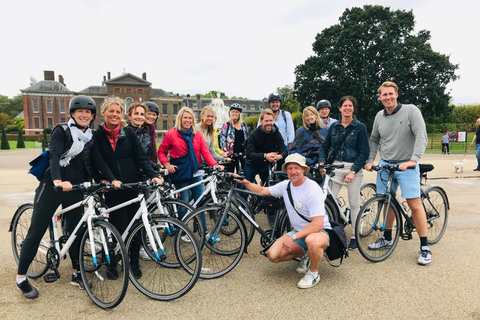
[
  {"xmin": 422, "ymin": 186, "xmax": 449, "ymax": 244},
  {"xmin": 182, "ymin": 206, "xmax": 246, "ymax": 279},
  {"xmin": 325, "ymin": 195, "xmax": 341, "ymax": 223},
  {"xmin": 355, "ymin": 196, "xmax": 401, "ymax": 263},
  {"xmin": 278, "ymin": 208, "xmax": 293, "ymax": 237},
  {"xmin": 10, "ymin": 203, "xmax": 49, "ymax": 279},
  {"xmin": 126, "ymin": 216, "xmax": 201, "ymax": 301},
  {"xmin": 360, "ymin": 182, "xmax": 376, "ymax": 207},
  {"xmin": 79, "ymin": 220, "xmax": 128, "ymax": 309}
]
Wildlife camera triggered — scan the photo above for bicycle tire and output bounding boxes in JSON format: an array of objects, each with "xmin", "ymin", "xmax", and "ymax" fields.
[
  {"xmin": 278, "ymin": 209, "xmax": 293, "ymax": 237},
  {"xmin": 355, "ymin": 196, "xmax": 401, "ymax": 263},
  {"xmin": 360, "ymin": 182, "xmax": 377, "ymax": 207},
  {"xmin": 325, "ymin": 195, "xmax": 341, "ymax": 223},
  {"xmin": 126, "ymin": 216, "xmax": 201, "ymax": 301},
  {"xmin": 422, "ymin": 186, "xmax": 449, "ymax": 244},
  {"xmin": 182, "ymin": 206, "xmax": 246, "ymax": 279},
  {"xmin": 79, "ymin": 220, "xmax": 128, "ymax": 309},
  {"xmin": 11, "ymin": 203, "xmax": 50, "ymax": 279}
]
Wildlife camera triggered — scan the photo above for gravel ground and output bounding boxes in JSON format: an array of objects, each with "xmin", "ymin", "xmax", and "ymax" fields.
[{"xmin": 0, "ymin": 149, "xmax": 479, "ymax": 320}]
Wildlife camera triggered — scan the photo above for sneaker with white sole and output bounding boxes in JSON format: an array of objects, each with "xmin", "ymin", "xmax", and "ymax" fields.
[
  {"xmin": 348, "ymin": 238, "xmax": 358, "ymax": 250},
  {"xmin": 181, "ymin": 234, "xmax": 192, "ymax": 243},
  {"xmin": 297, "ymin": 270, "xmax": 320, "ymax": 289},
  {"xmin": 417, "ymin": 246, "xmax": 432, "ymax": 265},
  {"xmin": 139, "ymin": 247, "xmax": 151, "ymax": 261},
  {"xmin": 296, "ymin": 254, "xmax": 310, "ymax": 274},
  {"xmin": 71, "ymin": 272, "xmax": 92, "ymax": 290},
  {"xmin": 368, "ymin": 236, "xmax": 393, "ymax": 250}
]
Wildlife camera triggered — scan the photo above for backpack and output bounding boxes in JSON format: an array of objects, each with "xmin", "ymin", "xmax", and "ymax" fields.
[
  {"xmin": 27, "ymin": 123, "xmax": 69, "ymax": 181},
  {"xmin": 286, "ymin": 181, "xmax": 349, "ymax": 266},
  {"xmin": 324, "ymin": 221, "xmax": 349, "ymax": 267}
]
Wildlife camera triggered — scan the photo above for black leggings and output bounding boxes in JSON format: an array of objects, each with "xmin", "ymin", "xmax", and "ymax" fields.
[
  {"xmin": 104, "ymin": 189, "xmax": 141, "ymax": 267},
  {"xmin": 18, "ymin": 177, "xmax": 83, "ymax": 275}
]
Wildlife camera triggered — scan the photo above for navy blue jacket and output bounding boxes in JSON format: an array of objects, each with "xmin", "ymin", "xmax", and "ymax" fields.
[{"xmin": 318, "ymin": 118, "xmax": 369, "ymax": 173}]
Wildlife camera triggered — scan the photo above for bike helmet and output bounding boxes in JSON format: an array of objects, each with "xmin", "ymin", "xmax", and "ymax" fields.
[
  {"xmin": 268, "ymin": 92, "xmax": 282, "ymax": 103},
  {"xmin": 144, "ymin": 101, "xmax": 159, "ymax": 115},
  {"xmin": 230, "ymin": 103, "xmax": 243, "ymax": 112},
  {"xmin": 316, "ymin": 99, "xmax": 331, "ymax": 110},
  {"xmin": 69, "ymin": 95, "xmax": 96, "ymax": 120}
]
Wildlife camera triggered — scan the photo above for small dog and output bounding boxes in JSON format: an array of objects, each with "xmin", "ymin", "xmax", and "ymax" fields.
[{"xmin": 453, "ymin": 161, "xmax": 464, "ymax": 173}]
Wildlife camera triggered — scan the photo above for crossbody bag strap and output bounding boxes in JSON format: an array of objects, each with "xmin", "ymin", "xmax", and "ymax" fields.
[
  {"xmin": 286, "ymin": 181, "xmax": 311, "ymax": 223},
  {"xmin": 326, "ymin": 125, "xmax": 355, "ymax": 164}
]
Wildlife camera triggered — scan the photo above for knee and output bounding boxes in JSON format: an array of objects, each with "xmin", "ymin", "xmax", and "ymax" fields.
[{"xmin": 267, "ymin": 251, "xmax": 281, "ymax": 263}]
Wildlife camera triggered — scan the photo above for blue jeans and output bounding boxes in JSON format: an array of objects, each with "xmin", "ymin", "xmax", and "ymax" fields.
[
  {"xmin": 243, "ymin": 162, "xmax": 269, "ymax": 185},
  {"xmin": 476, "ymin": 144, "xmax": 480, "ymax": 169},
  {"xmin": 174, "ymin": 175, "xmax": 205, "ymax": 219}
]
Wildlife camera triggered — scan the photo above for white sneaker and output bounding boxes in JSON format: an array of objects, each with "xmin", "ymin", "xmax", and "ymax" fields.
[
  {"xmin": 418, "ymin": 246, "xmax": 432, "ymax": 265},
  {"xmin": 181, "ymin": 234, "xmax": 192, "ymax": 243},
  {"xmin": 368, "ymin": 236, "xmax": 393, "ymax": 250},
  {"xmin": 139, "ymin": 247, "xmax": 151, "ymax": 261},
  {"xmin": 206, "ymin": 233, "xmax": 220, "ymax": 242},
  {"xmin": 296, "ymin": 254, "xmax": 310, "ymax": 274},
  {"xmin": 297, "ymin": 270, "xmax": 320, "ymax": 289}
]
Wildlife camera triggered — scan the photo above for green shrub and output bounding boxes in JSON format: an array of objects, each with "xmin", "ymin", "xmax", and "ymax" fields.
[{"xmin": 1, "ymin": 129, "xmax": 10, "ymax": 150}]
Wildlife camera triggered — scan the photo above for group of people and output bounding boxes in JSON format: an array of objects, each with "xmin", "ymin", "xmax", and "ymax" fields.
[
  {"xmin": 237, "ymin": 81, "xmax": 432, "ymax": 289},
  {"xmin": 16, "ymin": 80, "xmax": 433, "ymax": 299}
]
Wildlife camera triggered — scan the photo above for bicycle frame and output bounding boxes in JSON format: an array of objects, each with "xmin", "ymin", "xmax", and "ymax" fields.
[{"xmin": 322, "ymin": 174, "xmax": 350, "ymax": 223}]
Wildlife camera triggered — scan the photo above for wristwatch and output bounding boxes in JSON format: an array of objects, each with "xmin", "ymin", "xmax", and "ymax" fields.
[{"xmin": 291, "ymin": 234, "xmax": 297, "ymax": 241}]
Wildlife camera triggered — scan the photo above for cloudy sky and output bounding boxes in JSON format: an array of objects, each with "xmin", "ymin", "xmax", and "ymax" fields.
[{"xmin": 1, "ymin": 0, "xmax": 478, "ymax": 105}]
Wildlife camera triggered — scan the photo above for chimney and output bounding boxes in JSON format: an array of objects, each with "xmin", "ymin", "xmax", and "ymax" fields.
[
  {"xmin": 142, "ymin": 72, "xmax": 147, "ymax": 80},
  {"xmin": 58, "ymin": 75, "xmax": 65, "ymax": 86},
  {"xmin": 103, "ymin": 76, "xmax": 106, "ymax": 83},
  {"xmin": 44, "ymin": 70, "xmax": 54, "ymax": 81},
  {"xmin": 107, "ymin": 72, "xmax": 111, "ymax": 80}
]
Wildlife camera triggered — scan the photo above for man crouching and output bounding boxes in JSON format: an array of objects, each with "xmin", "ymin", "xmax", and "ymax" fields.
[{"xmin": 236, "ymin": 154, "xmax": 330, "ymax": 288}]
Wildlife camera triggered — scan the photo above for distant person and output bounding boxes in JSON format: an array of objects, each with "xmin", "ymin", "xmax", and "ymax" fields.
[
  {"xmin": 441, "ymin": 132, "xmax": 450, "ymax": 155},
  {"xmin": 364, "ymin": 81, "xmax": 431, "ymax": 265},
  {"xmin": 316, "ymin": 100, "xmax": 337, "ymax": 130},
  {"xmin": 471, "ymin": 118, "xmax": 480, "ymax": 171}
]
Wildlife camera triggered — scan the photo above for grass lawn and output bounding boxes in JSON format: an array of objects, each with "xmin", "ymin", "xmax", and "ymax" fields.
[
  {"xmin": 424, "ymin": 132, "xmax": 475, "ymax": 154},
  {"xmin": 0, "ymin": 141, "xmax": 38, "ymax": 151}
]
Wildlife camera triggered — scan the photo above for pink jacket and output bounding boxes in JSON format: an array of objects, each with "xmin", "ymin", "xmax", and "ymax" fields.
[{"xmin": 158, "ymin": 128, "xmax": 218, "ymax": 167}]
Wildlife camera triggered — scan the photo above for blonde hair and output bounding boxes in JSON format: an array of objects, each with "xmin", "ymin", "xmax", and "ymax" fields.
[
  {"xmin": 199, "ymin": 106, "xmax": 215, "ymax": 143},
  {"xmin": 260, "ymin": 108, "xmax": 274, "ymax": 121},
  {"xmin": 377, "ymin": 81, "xmax": 398, "ymax": 94},
  {"xmin": 229, "ymin": 108, "xmax": 242, "ymax": 124},
  {"xmin": 101, "ymin": 97, "xmax": 127, "ymax": 127},
  {"xmin": 302, "ymin": 106, "xmax": 324, "ymax": 130},
  {"xmin": 175, "ymin": 107, "xmax": 197, "ymax": 134}
]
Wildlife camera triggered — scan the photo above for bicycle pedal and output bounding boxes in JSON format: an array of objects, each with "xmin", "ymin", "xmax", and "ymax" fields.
[
  {"xmin": 401, "ymin": 233, "xmax": 413, "ymax": 240},
  {"xmin": 43, "ymin": 273, "xmax": 58, "ymax": 283}
]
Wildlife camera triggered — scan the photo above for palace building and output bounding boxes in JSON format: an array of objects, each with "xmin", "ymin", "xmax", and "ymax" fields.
[{"xmin": 21, "ymin": 70, "xmax": 267, "ymax": 139}]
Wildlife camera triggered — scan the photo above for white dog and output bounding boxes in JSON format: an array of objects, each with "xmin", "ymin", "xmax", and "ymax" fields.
[{"xmin": 453, "ymin": 161, "xmax": 464, "ymax": 173}]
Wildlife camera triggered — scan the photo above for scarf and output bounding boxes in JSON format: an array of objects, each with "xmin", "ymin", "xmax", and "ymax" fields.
[
  {"xmin": 103, "ymin": 122, "xmax": 121, "ymax": 152},
  {"xmin": 59, "ymin": 119, "xmax": 92, "ymax": 167},
  {"xmin": 178, "ymin": 128, "xmax": 199, "ymax": 175}
]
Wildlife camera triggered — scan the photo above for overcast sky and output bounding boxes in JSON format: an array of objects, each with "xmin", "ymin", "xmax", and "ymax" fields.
[{"xmin": 1, "ymin": 0, "xmax": 478, "ymax": 105}]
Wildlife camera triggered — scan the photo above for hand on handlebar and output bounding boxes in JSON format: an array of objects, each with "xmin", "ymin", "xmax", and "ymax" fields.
[
  {"xmin": 53, "ymin": 180, "xmax": 73, "ymax": 192},
  {"xmin": 398, "ymin": 161, "xmax": 416, "ymax": 171},
  {"xmin": 364, "ymin": 162, "xmax": 374, "ymax": 172}
]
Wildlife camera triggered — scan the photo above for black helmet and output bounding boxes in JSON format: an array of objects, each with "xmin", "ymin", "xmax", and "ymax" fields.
[
  {"xmin": 144, "ymin": 101, "xmax": 159, "ymax": 115},
  {"xmin": 316, "ymin": 100, "xmax": 331, "ymax": 110},
  {"xmin": 69, "ymin": 95, "xmax": 96, "ymax": 115},
  {"xmin": 268, "ymin": 92, "xmax": 282, "ymax": 103},
  {"xmin": 230, "ymin": 103, "xmax": 243, "ymax": 112}
]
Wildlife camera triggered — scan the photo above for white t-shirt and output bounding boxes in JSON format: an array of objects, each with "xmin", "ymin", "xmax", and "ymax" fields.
[{"xmin": 269, "ymin": 178, "xmax": 330, "ymax": 232}]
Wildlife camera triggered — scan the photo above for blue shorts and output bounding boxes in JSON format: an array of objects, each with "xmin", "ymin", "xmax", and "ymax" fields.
[
  {"xmin": 286, "ymin": 230, "xmax": 329, "ymax": 253},
  {"xmin": 376, "ymin": 159, "xmax": 420, "ymax": 199}
]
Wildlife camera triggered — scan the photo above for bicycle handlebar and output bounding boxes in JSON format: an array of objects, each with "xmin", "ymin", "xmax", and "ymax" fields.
[
  {"xmin": 54, "ymin": 182, "xmax": 114, "ymax": 193},
  {"xmin": 371, "ymin": 164, "xmax": 416, "ymax": 171}
]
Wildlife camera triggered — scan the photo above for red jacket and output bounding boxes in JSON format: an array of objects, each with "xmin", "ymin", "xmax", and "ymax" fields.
[{"xmin": 158, "ymin": 128, "xmax": 218, "ymax": 167}]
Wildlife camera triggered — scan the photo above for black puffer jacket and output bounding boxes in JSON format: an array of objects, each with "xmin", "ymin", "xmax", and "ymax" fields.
[
  {"xmin": 245, "ymin": 125, "xmax": 288, "ymax": 166},
  {"xmin": 128, "ymin": 124, "xmax": 161, "ymax": 171},
  {"xmin": 93, "ymin": 124, "xmax": 159, "ymax": 183}
]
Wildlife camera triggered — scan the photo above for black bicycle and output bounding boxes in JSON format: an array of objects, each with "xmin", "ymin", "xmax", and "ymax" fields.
[{"xmin": 355, "ymin": 164, "xmax": 449, "ymax": 262}]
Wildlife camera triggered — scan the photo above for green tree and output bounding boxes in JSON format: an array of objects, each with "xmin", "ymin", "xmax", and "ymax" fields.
[
  {"xmin": 1, "ymin": 128, "xmax": 10, "ymax": 150},
  {"xmin": 16, "ymin": 130, "xmax": 25, "ymax": 148},
  {"xmin": 0, "ymin": 112, "xmax": 13, "ymax": 130},
  {"xmin": 276, "ymin": 85, "xmax": 301, "ymax": 114},
  {"xmin": 294, "ymin": 5, "xmax": 459, "ymax": 129},
  {"xmin": 0, "ymin": 94, "xmax": 23, "ymax": 118}
]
